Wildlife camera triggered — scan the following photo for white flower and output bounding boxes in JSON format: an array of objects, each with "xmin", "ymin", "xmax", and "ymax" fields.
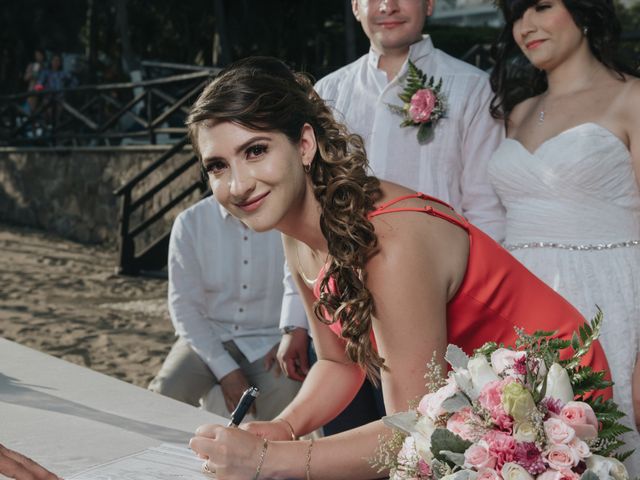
[
  {"xmin": 586, "ymin": 455, "xmax": 629, "ymax": 480},
  {"xmin": 544, "ymin": 363, "xmax": 574, "ymax": 404},
  {"xmin": 513, "ymin": 421, "xmax": 537, "ymax": 443},
  {"xmin": 417, "ymin": 378, "xmax": 458, "ymax": 421},
  {"xmin": 490, "ymin": 348, "xmax": 525, "ymax": 375},
  {"xmin": 468, "ymin": 355, "xmax": 500, "ymax": 397},
  {"xmin": 412, "ymin": 415, "xmax": 435, "ymax": 461},
  {"xmin": 501, "ymin": 462, "xmax": 534, "ymax": 480}
]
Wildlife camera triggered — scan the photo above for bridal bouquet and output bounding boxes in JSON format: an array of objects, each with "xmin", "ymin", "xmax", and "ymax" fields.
[{"xmin": 375, "ymin": 313, "xmax": 633, "ymax": 480}]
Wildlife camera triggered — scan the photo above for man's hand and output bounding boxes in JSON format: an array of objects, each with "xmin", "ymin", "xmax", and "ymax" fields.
[
  {"xmin": 276, "ymin": 328, "xmax": 310, "ymax": 382},
  {"xmin": 219, "ymin": 369, "xmax": 255, "ymax": 416},
  {"xmin": 263, "ymin": 344, "xmax": 282, "ymax": 377},
  {"xmin": 0, "ymin": 443, "xmax": 61, "ymax": 480}
]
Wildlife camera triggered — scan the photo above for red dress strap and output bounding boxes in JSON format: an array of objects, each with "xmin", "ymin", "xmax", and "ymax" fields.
[{"xmin": 369, "ymin": 193, "xmax": 469, "ymax": 231}]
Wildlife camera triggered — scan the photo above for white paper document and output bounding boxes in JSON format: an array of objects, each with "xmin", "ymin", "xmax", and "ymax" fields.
[{"xmin": 68, "ymin": 443, "xmax": 211, "ymax": 479}]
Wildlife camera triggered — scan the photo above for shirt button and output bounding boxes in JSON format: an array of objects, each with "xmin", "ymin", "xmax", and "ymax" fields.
[
  {"xmin": 234, "ymin": 325, "xmax": 239, "ymax": 330},
  {"xmin": 239, "ymin": 307, "xmax": 244, "ymax": 313},
  {"xmin": 242, "ymin": 284, "xmax": 248, "ymax": 289},
  {"xmin": 243, "ymin": 236, "xmax": 248, "ymax": 241},
  {"xmin": 243, "ymin": 260, "xmax": 248, "ymax": 265}
]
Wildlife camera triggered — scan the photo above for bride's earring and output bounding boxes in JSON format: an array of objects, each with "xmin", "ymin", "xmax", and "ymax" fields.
[{"xmin": 582, "ymin": 26, "xmax": 589, "ymax": 36}]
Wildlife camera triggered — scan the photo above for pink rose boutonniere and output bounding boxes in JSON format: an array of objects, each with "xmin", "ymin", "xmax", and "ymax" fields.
[{"xmin": 389, "ymin": 60, "xmax": 447, "ymax": 144}]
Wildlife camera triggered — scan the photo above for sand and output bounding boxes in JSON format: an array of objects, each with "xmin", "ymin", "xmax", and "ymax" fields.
[{"xmin": 0, "ymin": 223, "xmax": 174, "ymax": 388}]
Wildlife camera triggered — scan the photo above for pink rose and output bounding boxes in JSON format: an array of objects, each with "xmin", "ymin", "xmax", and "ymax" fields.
[
  {"xmin": 544, "ymin": 418, "xmax": 575, "ymax": 445},
  {"xmin": 558, "ymin": 470, "xmax": 581, "ymax": 480},
  {"xmin": 447, "ymin": 407, "xmax": 484, "ymax": 442},
  {"xmin": 544, "ymin": 444, "xmax": 579, "ymax": 471},
  {"xmin": 537, "ymin": 470, "xmax": 563, "ymax": 480},
  {"xmin": 559, "ymin": 402, "xmax": 598, "ymax": 441},
  {"xmin": 409, "ymin": 89, "xmax": 436, "ymax": 123},
  {"xmin": 417, "ymin": 377, "xmax": 458, "ymax": 421},
  {"xmin": 477, "ymin": 468, "xmax": 501, "ymax": 480},
  {"xmin": 464, "ymin": 441, "xmax": 497, "ymax": 470}
]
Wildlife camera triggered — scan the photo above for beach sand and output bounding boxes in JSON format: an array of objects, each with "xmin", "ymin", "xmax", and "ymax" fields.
[{"xmin": 0, "ymin": 223, "xmax": 174, "ymax": 388}]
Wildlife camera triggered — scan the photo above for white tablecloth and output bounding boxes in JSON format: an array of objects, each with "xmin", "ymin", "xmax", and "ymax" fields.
[{"xmin": 0, "ymin": 337, "xmax": 226, "ymax": 477}]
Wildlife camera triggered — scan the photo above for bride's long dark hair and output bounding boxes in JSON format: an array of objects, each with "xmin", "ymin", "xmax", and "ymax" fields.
[
  {"xmin": 187, "ymin": 57, "xmax": 385, "ymax": 380},
  {"xmin": 489, "ymin": 0, "xmax": 637, "ymax": 120}
]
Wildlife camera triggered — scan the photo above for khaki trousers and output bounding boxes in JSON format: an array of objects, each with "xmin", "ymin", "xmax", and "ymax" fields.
[{"xmin": 148, "ymin": 336, "xmax": 300, "ymax": 421}]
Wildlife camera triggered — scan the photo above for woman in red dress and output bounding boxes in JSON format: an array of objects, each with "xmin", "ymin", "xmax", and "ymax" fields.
[{"xmin": 187, "ymin": 56, "xmax": 611, "ymax": 480}]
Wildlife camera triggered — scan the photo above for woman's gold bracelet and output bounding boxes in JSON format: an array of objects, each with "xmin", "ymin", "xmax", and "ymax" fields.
[
  {"xmin": 254, "ymin": 438, "xmax": 269, "ymax": 480},
  {"xmin": 305, "ymin": 438, "xmax": 314, "ymax": 480},
  {"xmin": 275, "ymin": 417, "xmax": 297, "ymax": 440}
]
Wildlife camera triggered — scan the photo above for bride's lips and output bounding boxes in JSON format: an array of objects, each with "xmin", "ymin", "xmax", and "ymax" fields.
[
  {"xmin": 236, "ymin": 192, "xmax": 270, "ymax": 212},
  {"xmin": 525, "ymin": 39, "xmax": 546, "ymax": 50}
]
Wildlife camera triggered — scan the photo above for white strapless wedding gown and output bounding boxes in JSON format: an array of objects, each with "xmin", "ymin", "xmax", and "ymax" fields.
[{"xmin": 489, "ymin": 123, "xmax": 640, "ymax": 469}]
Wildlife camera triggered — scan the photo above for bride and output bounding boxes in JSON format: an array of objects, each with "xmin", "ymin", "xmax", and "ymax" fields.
[
  {"xmin": 184, "ymin": 56, "xmax": 611, "ymax": 479},
  {"xmin": 488, "ymin": 0, "xmax": 640, "ymax": 474}
]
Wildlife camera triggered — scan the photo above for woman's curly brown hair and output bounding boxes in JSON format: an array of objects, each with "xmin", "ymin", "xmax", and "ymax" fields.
[{"xmin": 186, "ymin": 56, "xmax": 385, "ymax": 380}]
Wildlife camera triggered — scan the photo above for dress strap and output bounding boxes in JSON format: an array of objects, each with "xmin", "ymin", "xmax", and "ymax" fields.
[{"xmin": 369, "ymin": 193, "xmax": 469, "ymax": 230}]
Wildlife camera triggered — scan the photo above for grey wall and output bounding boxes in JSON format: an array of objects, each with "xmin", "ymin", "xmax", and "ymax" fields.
[{"xmin": 0, "ymin": 146, "xmax": 203, "ymax": 247}]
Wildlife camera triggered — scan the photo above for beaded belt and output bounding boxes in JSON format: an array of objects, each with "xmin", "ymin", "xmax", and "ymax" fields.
[{"xmin": 504, "ymin": 240, "xmax": 640, "ymax": 252}]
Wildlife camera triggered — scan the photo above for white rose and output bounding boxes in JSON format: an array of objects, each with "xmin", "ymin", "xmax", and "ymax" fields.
[
  {"xmin": 544, "ymin": 363, "xmax": 574, "ymax": 404},
  {"xmin": 513, "ymin": 421, "xmax": 537, "ymax": 442},
  {"xmin": 569, "ymin": 438, "xmax": 591, "ymax": 460},
  {"xmin": 417, "ymin": 378, "xmax": 458, "ymax": 421},
  {"xmin": 412, "ymin": 415, "xmax": 435, "ymax": 461},
  {"xmin": 468, "ymin": 355, "xmax": 500, "ymax": 397},
  {"xmin": 501, "ymin": 462, "xmax": 534, "ymax": 480},
  {"xmin": 490, "ymin": 348, "xmax": 525, "ymax": 375},
  {"xmin": 586, "ymin": 455, "xmax": 629, "ymax": 480}
]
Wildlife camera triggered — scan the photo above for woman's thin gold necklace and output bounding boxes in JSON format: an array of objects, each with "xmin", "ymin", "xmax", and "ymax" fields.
[{"xmin": 295, "ymin": 243, "xmax": 324, "ymax": 287}]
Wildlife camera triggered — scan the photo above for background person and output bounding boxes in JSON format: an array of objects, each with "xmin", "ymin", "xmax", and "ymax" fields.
[{"xmin": 148, "ymin": 196, "xmax": 301, "ymax": 421}]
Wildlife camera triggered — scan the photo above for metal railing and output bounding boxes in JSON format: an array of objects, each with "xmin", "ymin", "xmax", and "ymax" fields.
[{"xmin": 0, "ymin": 68, "xmax": 218, "ymax": 147}]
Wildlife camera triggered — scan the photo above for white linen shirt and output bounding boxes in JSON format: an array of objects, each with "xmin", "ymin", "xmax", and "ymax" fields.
[
  {"xmin": 280, "ymin": 36, "xmax": 506, "ymax": 330},
  {"xmin": 168, "ymin": 197, "xmax": 285, "ymax": 380}
]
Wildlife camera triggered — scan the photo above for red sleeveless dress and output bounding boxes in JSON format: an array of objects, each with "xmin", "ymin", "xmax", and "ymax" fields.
[{"xmin": 315, "ymin": 193, "xmax": 612, "ymax": 399}]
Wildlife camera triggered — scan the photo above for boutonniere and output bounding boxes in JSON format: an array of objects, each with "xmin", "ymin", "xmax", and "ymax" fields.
[{"xmin": 388, "ymin": 60, "xmax": 447, "ymax": 144}]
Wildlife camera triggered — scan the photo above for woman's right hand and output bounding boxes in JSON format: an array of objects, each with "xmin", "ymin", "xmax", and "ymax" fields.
[{"xmin": 241, "ymin": 419, "xmax": 296, "ymax": 441}]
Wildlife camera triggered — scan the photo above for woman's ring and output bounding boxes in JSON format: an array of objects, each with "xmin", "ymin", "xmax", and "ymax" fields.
[{"xmin": 202, "ymin": 461, "xmax": 215, "ymax": 475}]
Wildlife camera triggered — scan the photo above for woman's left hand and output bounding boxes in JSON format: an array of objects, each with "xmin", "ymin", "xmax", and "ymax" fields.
[
  {"xmin": 0, "ymin": 443, "xmax": 62, "ymax": 480},
  {"xmin": 190, "ymin": 424, "xmax": 266, "ymax": 479}
]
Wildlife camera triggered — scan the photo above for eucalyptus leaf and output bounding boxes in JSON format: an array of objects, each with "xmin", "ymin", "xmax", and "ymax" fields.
[
  {"xmin": 382, "ymin": 410, "xmax": 418, "ymax": 434},
  {"xmin": 445, "ymin": 344, "xmax": 469, "ymax": 371},
  {"xmin": 441, "ymin": 392, "xmax": 472, "ymax": 413},
  {"xmin": 440, "ymin": 450, "xmax": 465, "ymax": 466},
  {"xmin": 580, "ymin": 471, "xmax": 600, "ymax": 480},
  {"xmin": 452, "ymin": 371, "xmax": 475, "ymax": 399},
  {"xmin": 417, "ymin": 123, "xmax": 435, "ymax": 144},
  {"xmin": 431, "ymin": 428, "xmax": 473, "ymax": 459}
]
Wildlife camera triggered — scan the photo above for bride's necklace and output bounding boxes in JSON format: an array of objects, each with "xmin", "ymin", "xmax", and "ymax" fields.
[{"xmin": 537, "ymin": 64, "xmax": 604, "ymax": 127}]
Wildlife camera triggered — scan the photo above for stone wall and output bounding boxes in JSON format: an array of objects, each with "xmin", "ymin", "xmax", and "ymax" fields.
[{"xmin": 0, "ymin": 146, "xmax": 204, "ymax": 247}]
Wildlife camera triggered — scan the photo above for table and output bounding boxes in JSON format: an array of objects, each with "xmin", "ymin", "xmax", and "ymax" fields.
[{"xmin": 0, "ymin": 337, "xmax": 226, "ymax": 477}]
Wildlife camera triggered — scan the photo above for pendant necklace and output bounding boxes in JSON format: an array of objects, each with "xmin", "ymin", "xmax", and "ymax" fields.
[
  {"xmin": 295, "ymin": 243, "xmax": 325, "ymax": 287},
  {"xmin": 537, "ymin": 95, "xmax": 547, "ymax": 125}
]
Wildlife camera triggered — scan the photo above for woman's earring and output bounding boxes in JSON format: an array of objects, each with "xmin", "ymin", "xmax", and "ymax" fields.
[
  {"xmin": 582, "ymin": 26, "xmax": 589, "ymax": 36},
  {"xmin": 303, "ymin": 163, "xmax": 311, "ymax": 174}
]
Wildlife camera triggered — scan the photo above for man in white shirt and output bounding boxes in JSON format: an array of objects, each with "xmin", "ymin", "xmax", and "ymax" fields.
[
  {"xmin": 277, "ymin": 0, "xmax": 505, "ymax": 422},
  {"xmin": 148, "ymin": 196, "xmax": 300, "ymax": 420}
]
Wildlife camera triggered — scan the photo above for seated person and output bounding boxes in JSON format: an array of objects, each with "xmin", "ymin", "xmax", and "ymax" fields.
[{"xmin": 148, "ymin": 196, "xmax": 301, "ymax": 421}]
